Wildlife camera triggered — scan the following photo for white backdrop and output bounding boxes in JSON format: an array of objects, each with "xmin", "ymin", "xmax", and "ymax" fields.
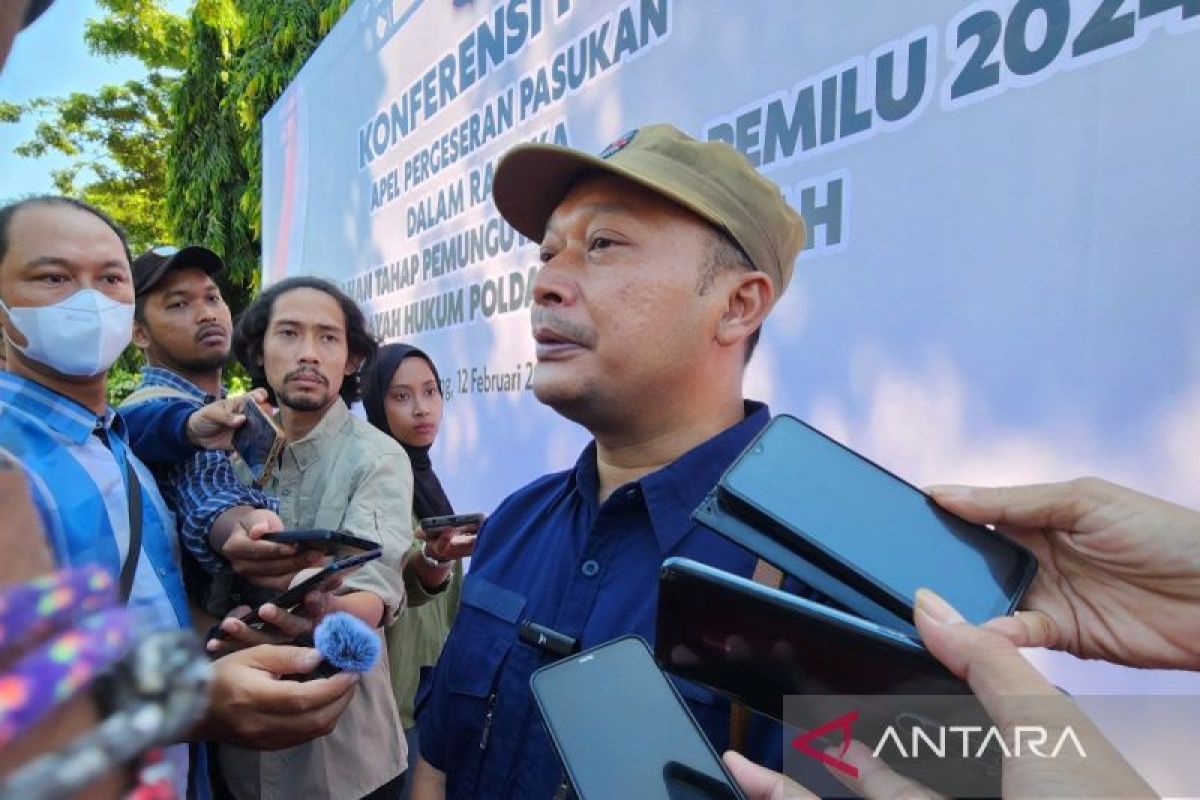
[{"xmin": 261, "ymin": 1, "xmax": 1200, "ymax": 791}]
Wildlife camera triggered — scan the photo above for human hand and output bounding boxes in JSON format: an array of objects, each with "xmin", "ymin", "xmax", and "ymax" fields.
[
  {"xmin": 185, "ymin": 388, "xmax": 271, "ymax": 450},
  {"xmin": 206, "ymin": 568, "xmax": 341, "ymax": 655},
  {"xmin": 219, "ymin": 508, "xmax": 325, "ymax": 590},
  {"xmin": 722, "ymin": 750, "xmax": 816, "ymax": 800},
  {"xmin": 835, "ymin": 590, "xmax": 1155, "ymax": 798},
  {"xmin": 726, "ymin": 589, "xmax": 1156, "ymax": 800},
  {"xmin": 415, "ymin": 522, "xmax": 479, "ymax": 562},
  {"xmin": 194, "ymin": 644, "xmax": 359, "ymax": 750},
  {"xmin": 929, "ymin": 478, "xmax": 1200, "ymax": 670}
]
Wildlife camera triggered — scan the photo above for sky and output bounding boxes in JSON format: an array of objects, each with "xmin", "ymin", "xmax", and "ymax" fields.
[{"xmin": 0, "ymin": 0, "xmax": 189, "ymax": 202}]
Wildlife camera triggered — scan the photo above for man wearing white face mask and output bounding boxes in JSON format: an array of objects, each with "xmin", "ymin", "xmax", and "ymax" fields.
[
  {"xmin": 0, "ymin": 196, "xmax": 376, "ymax": 798},
  {"xmin": 0, "ymin": 195, "xmax": 197, "ymax": 796}
]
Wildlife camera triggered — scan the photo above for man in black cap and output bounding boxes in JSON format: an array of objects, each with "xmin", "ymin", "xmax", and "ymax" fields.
[{"xmin": 122, "ymin": 245, "xmax": 313, "ymax": 608}]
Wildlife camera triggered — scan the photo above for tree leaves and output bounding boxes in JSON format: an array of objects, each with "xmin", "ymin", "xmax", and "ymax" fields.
[
  {"xmin": 84, "ymin": 0, "xmax": 190, "ymax": 70},
  {"xmin": 3, "ymin": 0, "xmax": 348, "ymax": 317},
  {"xmin": 168, "ymin": 0, "xmax": 347, "ymax": 316}
]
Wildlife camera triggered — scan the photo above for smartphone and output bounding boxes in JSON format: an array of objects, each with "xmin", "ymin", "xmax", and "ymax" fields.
[
  {"xmin": 716, "ymin": 414, "xmax": 1036, "ymax": 625},
  {"xmin": 655, "ymin": 557, "xmax": 968, "ymax": 718},
  {"xmin": 210, "ymin": 549, "xmax": 381, "ymax": 640},
  {"xmin": 418, "ymin": 512, "xmax": 484, "ymax": 534},
  {"xmin": 263, "ymin": 529, "xmax": 380, "ymax": 556},
  {"xmin": 692, "ymin": 489, "xmax": 916, "ymax": 636},
  {"xmin": 530, "ymin": 636, "xmax": 745, "ymax": 800},
  {"xmin": 232, "ymin": 398, "xmax": 285, "ymax": 487},
  {"xmin": 656, "ymin": 558, "xmax": 999, "ymax": 794}
]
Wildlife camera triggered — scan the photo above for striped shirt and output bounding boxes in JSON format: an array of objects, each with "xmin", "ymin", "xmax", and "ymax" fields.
[
  {"xmin": 0, "ymin": 371, "xmax": 194, "ymax": 798},
  {"xmin": 121, "ymin": 367, "xmax": 279, "ymax": 574}
]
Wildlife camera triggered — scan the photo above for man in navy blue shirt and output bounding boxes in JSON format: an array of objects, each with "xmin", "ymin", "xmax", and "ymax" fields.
[{"xmin": 411, "ymin": 124, "xmax": 809, "ymax": 799}]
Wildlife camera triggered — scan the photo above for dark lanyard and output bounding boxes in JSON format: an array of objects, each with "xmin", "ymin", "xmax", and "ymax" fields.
[{"xmin": 94, "ymin": 424, "xmax": 143, "ymax": 603}]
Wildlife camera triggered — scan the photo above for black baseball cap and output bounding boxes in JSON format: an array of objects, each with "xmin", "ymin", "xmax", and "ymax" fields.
[{"xmin": 132, "ymin": 245, "xmax": 224, "ymax": 295}]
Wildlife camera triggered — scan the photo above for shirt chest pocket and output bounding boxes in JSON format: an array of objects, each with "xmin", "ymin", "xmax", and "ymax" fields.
[{"xmin": 440, "ymin": 576, "xmax": 526, "ymax": 798}]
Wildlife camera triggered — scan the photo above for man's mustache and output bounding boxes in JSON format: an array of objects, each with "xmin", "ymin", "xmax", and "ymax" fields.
[
  {"xmin": 284, "ymin": 367, "xmax": 328, "ymax": 385},
  {"xmin": 530, "ymin": 310, "xmax": 596, "ymax": 348},
  {"xmin": 194, "ymin": 324, "xmax": 228, "ymax": 342}
]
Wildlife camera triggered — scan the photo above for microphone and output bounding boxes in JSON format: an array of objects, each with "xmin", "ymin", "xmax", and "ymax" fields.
[
  {"xmin": 313, "ymin": 611, "xmax": 381, "ymax": 674},
  {"xmin": 519, "ymin": 620, "xmax": 579, "ymax": 658}
]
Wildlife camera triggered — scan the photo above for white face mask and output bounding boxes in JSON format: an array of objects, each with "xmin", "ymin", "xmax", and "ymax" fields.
[{"xmin": 0, "ymin": 289, "xmax": 134, "ymax": 376}]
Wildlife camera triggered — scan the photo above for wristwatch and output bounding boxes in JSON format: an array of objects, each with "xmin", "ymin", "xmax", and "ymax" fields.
[{"xmin": 420, "ymin": 542, "xmax": 453, "ymax": 569}]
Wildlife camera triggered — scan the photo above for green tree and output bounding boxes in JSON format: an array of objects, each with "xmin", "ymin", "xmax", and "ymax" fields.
[
  {"xmin": 2, "ymin": 1, "xmax": 190, "ymax": 404},
  {"xmin": 166, "ymin": 0, "xmax": 256, "ymax": 312},
  {"xmin": 3, "ymin": 0, "xmax": 352, "ymax": 403},
  {"xmin": 0, "ymin": 0, "xmax": 187, "ymax": 254},
  {"xmin": 166, "ymin": 0, "xmax": 350, "ymax": 315}
]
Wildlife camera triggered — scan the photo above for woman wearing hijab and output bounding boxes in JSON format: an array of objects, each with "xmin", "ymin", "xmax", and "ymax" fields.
[{"xmin": 361, "ymin": 343, "xmax": 478, "ymax": 796}]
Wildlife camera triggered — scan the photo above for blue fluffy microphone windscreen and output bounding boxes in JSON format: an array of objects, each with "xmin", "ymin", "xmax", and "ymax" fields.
[{"xmin": 313, "ymin": 612, "xmax": 380, "ymax": 673}]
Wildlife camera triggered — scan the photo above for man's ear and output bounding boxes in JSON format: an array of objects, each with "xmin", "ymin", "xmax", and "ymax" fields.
[
  {"xmin": 345, "ymin": 355, "xmax": 363, "ymax": 377},
  {"xmin": 131, "ymin": 319, "xmax": 152, "ymax": 351},
  {"xmin": 0, "ymin": 291, "xmax": 29, "ymax": 349},
  {"xmin": 715, "ymin": 271, "xmax": 773, "ymax": 350}
]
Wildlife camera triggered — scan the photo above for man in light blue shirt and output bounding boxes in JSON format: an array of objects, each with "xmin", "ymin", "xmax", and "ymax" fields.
[
  {"xmin": 0, "ymin": 196, "xmax": 367, "ymax": 797},
  {"xmin": 0, "ymin": 195, "xmax": 208, "ymax": 798}
]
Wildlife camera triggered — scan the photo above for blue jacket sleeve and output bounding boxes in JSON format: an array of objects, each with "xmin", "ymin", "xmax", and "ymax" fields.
[
  {"xmin": 163, "ymin": 449, "xmax": 280, "ymax": 575},
  {"xmin": 121, "ymin": 398, "xmax": 198, "ymax": 468}
]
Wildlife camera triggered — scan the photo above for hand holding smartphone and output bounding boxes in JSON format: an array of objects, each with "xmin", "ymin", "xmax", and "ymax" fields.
[
  {"xmin": 655, "ymin": 558, "xmax": 999, "ymax": 797},
  {"xmin": 232, "ymin": 398, "xmax": 285, "ymax": 487},
  {"xmin": 709, "ymin": 414, "xmax": 1036, "ymax": 626},
  {"xmin": 417, "ymin": 512, "xmax": 485, "ymax": 536},
  {"xmin": 417, "ymin": 513, "xmax": 484, "ymax": 562},
  {"xmin": 209, "ymin": 549, "xmax": 381, "ymax": 643},
  {"xmin": 263, "ymin": 529, "xmax": 380, "ymax": 558}
]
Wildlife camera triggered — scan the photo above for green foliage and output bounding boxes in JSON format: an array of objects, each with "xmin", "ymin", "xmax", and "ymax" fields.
[
  {"xmin": 225, "ymin": 363, "xmax": 252, "ymax": 396},
  {"xmin": 106, "ymin": 348, "xmax": 146, "ymax": 406},
  {"xmin": 165, "ymin": 0, "xmax": 350, "ymax": 317},
  {"xmin": 5, "ymin": 0, "xmax": 353, "ymax": 399},
  {"xmin": 84, "ymin": 0, "xmax": 190, "ymax": 70},
  {"xmin": 1, "ymin": 0, "xmax": 187, "ymax": 254},
  {"xmin": 166, "ymin": 0, "xmax": 257, "ymax": 313},
  {"xmin": 4, "ymin": 72, "xmax": 175, "ymax": 252}
]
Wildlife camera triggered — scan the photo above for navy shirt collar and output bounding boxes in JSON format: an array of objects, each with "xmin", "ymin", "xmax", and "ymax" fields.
[{"xmin": 570, "ymin": 400, "xmax": 770, "ymax": 554}]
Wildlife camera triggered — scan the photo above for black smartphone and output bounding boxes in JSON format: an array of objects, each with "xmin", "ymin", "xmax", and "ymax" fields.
[
  {"xmin": 656, "ymin": 558, "xmax": 1000, "ymax": 795},
  {"xmin": 263, "ymin": 529, "xmax": 380, "ymax": 556},
  {"xmin": 232, "ymin": 398, "xmax": 285, "ymax": 486},
  {"xmin": 210, "ymin": 549, "xmax": 381, "ymax": 640},
  {"xmin": 530, "ymin": 636, "xmax": 745, "ymax": 800},
  {"xmin": 716, "ymin": 414, "xmax": 1037, "ymax": 625},
  {"xmin": 656, "ymin": 557, "xmax": 968, "ymax": 717},
  {"xmin": 418, "ymin": 512, "xmax": 484, "ymax": 534}
]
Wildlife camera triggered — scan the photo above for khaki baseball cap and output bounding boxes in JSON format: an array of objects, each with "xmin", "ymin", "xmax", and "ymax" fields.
[{"xmin": 492, "ymin": 123, "xmax": 807, "ymax": 296}]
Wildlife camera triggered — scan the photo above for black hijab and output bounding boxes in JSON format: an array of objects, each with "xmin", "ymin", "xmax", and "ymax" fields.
[{"xmin": 362, "ymin": 343, "xmax": 453, "ymax": 520}]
